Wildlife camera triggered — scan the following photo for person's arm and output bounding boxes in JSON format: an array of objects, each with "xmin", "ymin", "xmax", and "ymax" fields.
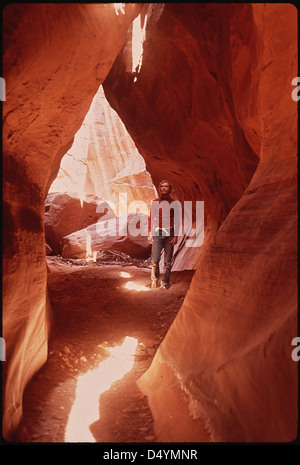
[{"xmin": 170, "ymin": 235, "xmax": 177, "ymax": 245}]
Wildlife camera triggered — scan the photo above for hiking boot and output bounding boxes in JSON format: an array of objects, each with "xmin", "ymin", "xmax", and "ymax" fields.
[
  {"xmin": 151, "ymin": 278, "xmax": 158, "ymax": 288},
  {"xmin": 160, "ymin": 282, "xmax": 170, "ymax": 290}
]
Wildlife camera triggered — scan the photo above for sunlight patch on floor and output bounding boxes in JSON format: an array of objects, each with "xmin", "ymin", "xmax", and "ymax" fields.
[
  {"xmin": 124, "ymin": 281, "xmax": 150, "ymax": 292},
  {"xmin": 64, "ymin": 336, "xmax": 138, "ymax": 442},
  {"xmin": 120, "ymin": 271, "xmax": 131, "ymax": 278}
]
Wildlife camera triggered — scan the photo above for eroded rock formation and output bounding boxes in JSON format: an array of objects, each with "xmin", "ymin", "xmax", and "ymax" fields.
[
  {"xmin": 104, "ymin": 3, "xmax": 298, "ymax": 442},
  {"xmin": 45, "ymin": 193, "xmax": 115, "ymax": 255},
  {"xmin": 49, "ymin": 85, "xmax": 156, "ymax": 207},
  {"xmin": 103, "ymin": 3, "xmax": 261, "ymax": 232},
  {"xmin": 45, "ymin": 84, "xmax": 156, "ymax": 259},
  {"xmin": 2, "ymin": 3, "xmax": 142, "ymax": 440},
  {"xmin": 2, "ymin": 2, "xmax": 298, "ymax": 442},
  {"xmin": 61, "ymin": 213, "xmax": 151, "ymax": 259}
]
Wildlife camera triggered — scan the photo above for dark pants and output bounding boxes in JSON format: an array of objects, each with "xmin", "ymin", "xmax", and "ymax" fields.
[{"xmin": 151, "ymin": 228, "xmax": 174, "ymax": 284}]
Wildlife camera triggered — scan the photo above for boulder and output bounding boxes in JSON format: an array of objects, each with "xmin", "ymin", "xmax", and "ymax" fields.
[
  {"xmin": 44, "ymin": 192, "xmax": 115, "ymax": 254},
  {"xmin": 61, "ymin": 213, "xmax": 151, "ymax": 259}
]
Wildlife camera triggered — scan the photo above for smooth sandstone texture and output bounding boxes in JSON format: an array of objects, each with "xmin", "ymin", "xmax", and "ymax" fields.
[
  {"xmin": 44, "ymin": 193, "xmax": 115, "ymax": 255},
  {"xmin": 49, "ymin": 85, "xmax": 156, "ymax": 207},
  {"xmin": 103, "ymin": 4, "xmax": 261, "ymax": 232},
  {"xmin": 103, "ymin": 3, "xmax": 298, "ymax": 441},
  {"xmin": 45, "ymin": 84, "xmax": 156, "ymax": 259},
  {"xmin": 2, "ymin": 3, "xmax": 141, "ymax": 440},
  {"xmin": 61, "ymin": 213, "xmax": 151, "ymax": 259},
  {"xmin": 2, "ymin": 3, "xmax": 298, "ymax": 443}
]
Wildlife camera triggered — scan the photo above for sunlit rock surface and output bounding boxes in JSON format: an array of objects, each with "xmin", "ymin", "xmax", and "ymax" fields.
[
  {"xmin": 61, "ymin": 213, "xmax": 151, "ymax": 259},
  {"xmin": 45, "ymin": 243, "xmax": 53, "ymax": 256},
  {"xmin": 2, "ymin": 3, "xmax": 141, "ymax": 440},
  {"xmin": 49, "ymin": 86, "xmax": 156, "ymax": 207},
  {"xmin": 104, "ymin": 3, "xmax": 298, "ymax": 442},
  {"xmin": 46, "ymin": 85, "xmax": 156, "ymax": 259},
  {"xmin": 44, "ymin": 193, "xmax": 115, "ymax": 255}
]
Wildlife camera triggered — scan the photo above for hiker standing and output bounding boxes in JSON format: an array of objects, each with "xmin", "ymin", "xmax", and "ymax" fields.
[{"xmin": 147, "ymin": 180, "xmax": 181, "ymax": 289}]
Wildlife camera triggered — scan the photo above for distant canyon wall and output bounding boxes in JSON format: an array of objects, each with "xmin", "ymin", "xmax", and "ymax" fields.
[
  {"xmin": 49, "ymin": 85, "xmax": 156, "ymax": 207},
  {"xmin": 45, "ymin": 85, "xmax": 156, "ymax": 258}
]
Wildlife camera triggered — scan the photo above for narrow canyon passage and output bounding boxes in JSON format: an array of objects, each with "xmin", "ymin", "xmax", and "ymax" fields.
[
  {"xmin": 21, "ymin": 256, "xmax": 194, "ymax": 443},
  {"xmin": 2, "ymin": 3, "xmax": 297, "ymax": 443}
]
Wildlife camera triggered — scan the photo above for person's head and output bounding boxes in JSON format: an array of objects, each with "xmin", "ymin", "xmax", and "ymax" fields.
[{"xmin": 159, "ymin": 180, "xmax": 172, "ymax": 196}]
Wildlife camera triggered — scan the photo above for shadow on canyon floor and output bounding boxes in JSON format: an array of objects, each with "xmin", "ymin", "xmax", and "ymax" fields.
[{"xmin": 21, "ymin": 256, "xmax": 194, "ymax": 443}]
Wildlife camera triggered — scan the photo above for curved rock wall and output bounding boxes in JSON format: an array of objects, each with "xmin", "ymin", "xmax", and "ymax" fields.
[
  {"xmin": 103, "ymin": 4, "xmax": 261, "ymax": 232},
  {"xmin": 2, "ymin": 3, "xmax": 298, "ymax": 442},
  {"xmin": 103, "ymin": 3, "xmax": 298, "ymax": 441},
  {"xmin": 2, "ymin": 3, "xmax": 141, "ymax": 440}
]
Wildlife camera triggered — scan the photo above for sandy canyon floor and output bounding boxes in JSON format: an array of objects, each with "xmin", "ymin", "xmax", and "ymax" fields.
[{"xmin": 21, "ymin": 255, "xmax": 194, "ymax": 443}]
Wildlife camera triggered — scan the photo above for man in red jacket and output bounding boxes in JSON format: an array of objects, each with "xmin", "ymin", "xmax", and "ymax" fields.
[{"xmin": 148, "ymin": 180, "xmax": 181, "ymax": 289}]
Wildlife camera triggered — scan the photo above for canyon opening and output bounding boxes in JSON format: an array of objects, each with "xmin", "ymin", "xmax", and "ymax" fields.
[{"xmin": 2, "ymin": 2, "xmax": 298, "ymax": 447}]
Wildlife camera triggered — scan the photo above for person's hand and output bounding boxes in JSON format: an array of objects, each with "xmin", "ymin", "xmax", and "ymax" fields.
[
  {"xmin": 148, "ymin": 231, "xmax": 153, "ymax": 244},
  {"xmin": 170, "ymin": 236, "xmax": 178, "ymax": 245}
]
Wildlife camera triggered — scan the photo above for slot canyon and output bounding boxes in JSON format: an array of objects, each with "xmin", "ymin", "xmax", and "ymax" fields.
[{"xmin": 2, "ymin": 2, "xmax": 298, "ymax": 444}]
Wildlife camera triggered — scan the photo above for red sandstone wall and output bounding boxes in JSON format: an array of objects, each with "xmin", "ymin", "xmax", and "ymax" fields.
[
  {"xmin": 2, "ymin": 3, "xmax": 141, "ymax": 440},
  {"xmin": 103, "ymin": 4, "xmax": 260, "ymax": 232},
  {"xmin": 103, "ymin": 4, "xmax": 298, "ymax": 441},
  {"xmin": 2, "ymin": 3, "xmax": 298, "ymax": 442}
]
